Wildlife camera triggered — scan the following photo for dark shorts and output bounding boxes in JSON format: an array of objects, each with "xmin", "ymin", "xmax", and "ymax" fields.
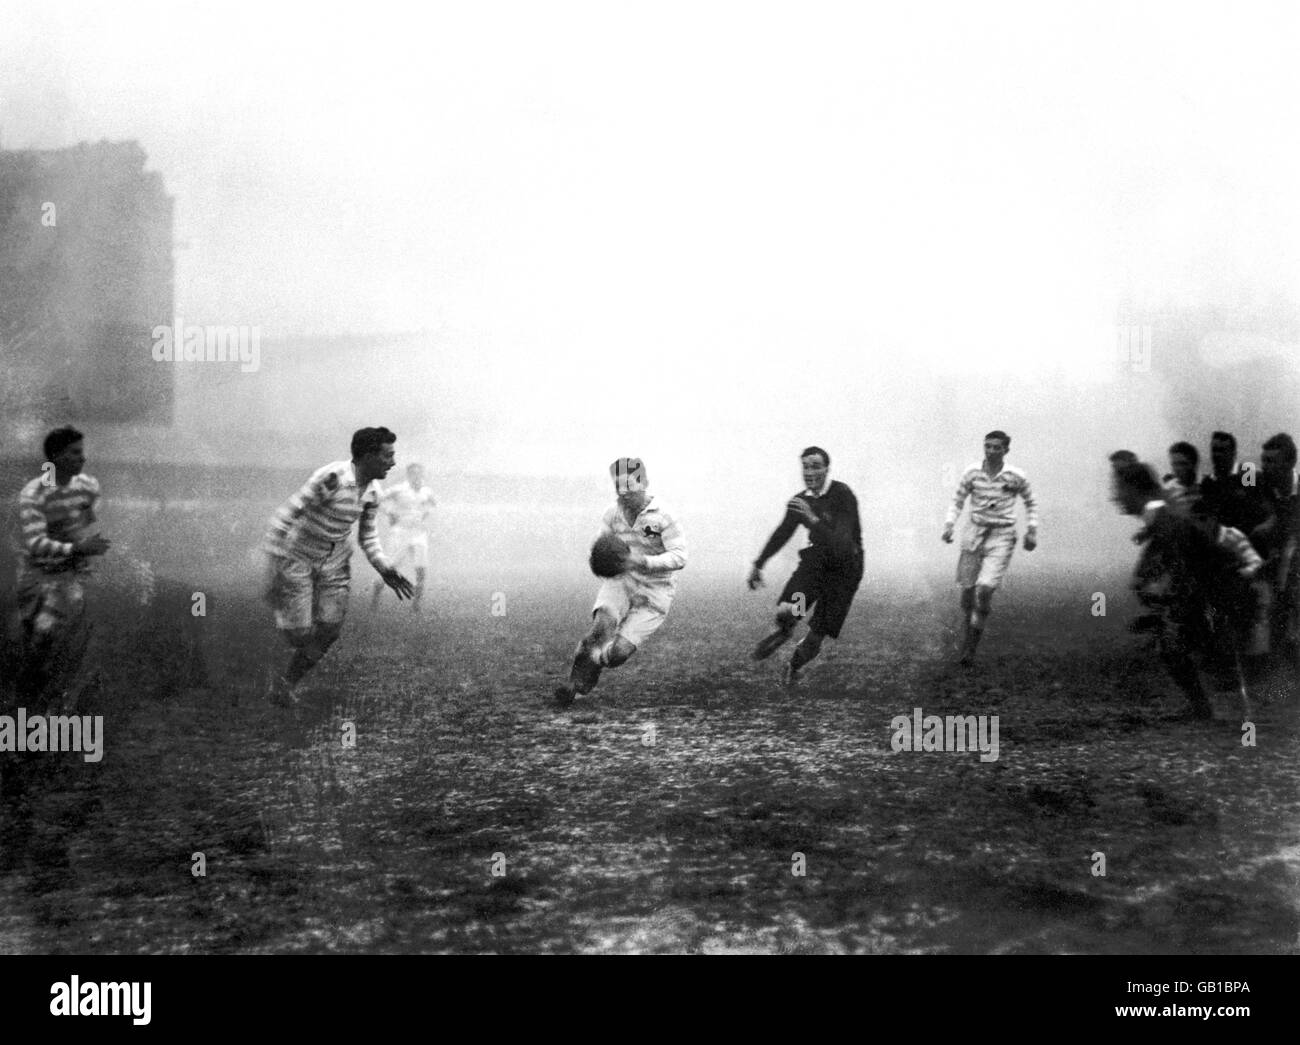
[{"xmin": 778, "ymin": 549, "xmax": 864, "ymax": 640}]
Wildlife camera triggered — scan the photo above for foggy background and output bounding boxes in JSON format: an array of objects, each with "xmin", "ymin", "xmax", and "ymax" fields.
[{"xmin": 2, "ymin": 1, "xmax": 1298, "ymax": 589}]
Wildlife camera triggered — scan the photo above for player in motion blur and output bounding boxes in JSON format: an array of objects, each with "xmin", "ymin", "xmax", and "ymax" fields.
[
  {"xmin": 748, "ymin": 446, "xmax": 864, "ymax": 683},
  {"xmin": 371, "ymin": 462, "xmax": 437, "ymax": 612},
  {"xmin": 263, "ymin": 427, "xmax": 414, "ymax": 706},
  {"xmin": 553, "ymin": 457, "xmax": 687, "ymax": 708},
  {"xmin": 14, "ymin": 427, "xmax": 111, "ymax": 709},
  {"xmin": 1112, "ymin": 460, "xmax": 1262, "ymax": 720},
  {"xmin": 942, "ymin": 431, "xmax": 1039, "ymax": 666}
]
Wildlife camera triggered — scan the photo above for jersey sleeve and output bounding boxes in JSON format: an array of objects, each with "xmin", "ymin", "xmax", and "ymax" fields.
[
  {"xmin": 1018, "ymin": 474, "xmax": 1040, "ymax": 530},
  {"xmin": 642, "ymin": 509, "xmax": 687, "ymax": 573},
  {"xmin": 755, "ymin": 500, "xmax": 801, "ymax": 568},
  {"xmin": 944, "ymin": 472, "xmax": 973, "ymax": 528},
  {"xmin": 357, "ymin": 488, "xmax": 395, "ymax": 572}
]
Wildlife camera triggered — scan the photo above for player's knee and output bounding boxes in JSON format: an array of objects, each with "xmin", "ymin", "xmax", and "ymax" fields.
[
  {"xmin": 590, "ymin": 610, "xmax": 618, "ymax": 641},
  {"xmin": 313, "ymin": 622, "xmax": 343, "ymax": 651},
  {"xmin": 776, "ymin": 604, "xmax": 799, "ymax": 628},
  {"xmin": 415, "ymin": 568, "xmax": 426, "ymax": 583},
  {"xmin": 283, "ymin": 627, "xmax": 314, "ymax": 649},
  {"xmin": 606, "ymin": 638, "xmax": 636, "ymax": 667}
]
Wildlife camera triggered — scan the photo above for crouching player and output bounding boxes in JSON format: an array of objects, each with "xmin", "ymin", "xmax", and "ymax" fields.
[
  {"xmin": 263, "ymin": 427, "xmax": 414, "ymax": 705},
  {"xmin": 554, "ymin": 457, "xmax": 687, "ymax": 708},
  {"xmin": 14, "ymin": 427, "xmax": 111, "ymax": 710}
]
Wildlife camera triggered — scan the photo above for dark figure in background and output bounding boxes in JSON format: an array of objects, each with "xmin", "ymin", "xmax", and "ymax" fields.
[
  {"xmin": 748, "ymin": 446, "xmax": 864, "ymax": 684},
  {"xmin": 1113, "ymin": 462, "xmax": 1262, "ymax": 721},
  {"xmin": 1253, "ymin": 433, "xmax": 1299, "ymax": 676},
  {"xmin": 1198, "ymin": 431, "xmax": 1271, "ymax": 534}
]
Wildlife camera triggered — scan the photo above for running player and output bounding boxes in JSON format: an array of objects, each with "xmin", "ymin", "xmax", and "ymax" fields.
[
  {"xmin": 553, "ymin": 457, "xmax": 687, "ymax": 708},
  {"xmin": 14, "ymin": 427, "xmax": 111, "ymax": 709},
  {"xmin": 942, "ymin": 431, "xmax": 1038, "ymax": 666},
  {"xmin": 748, "ymin": 446, "xmax": 863, "ymax": 684},
  {"xmin": 263, "ymin": 427, "xmax": 414, "ymax": 705},
  {"xmin": 371, "ymin": 462, "xmax": 437, "ymax": 612}
]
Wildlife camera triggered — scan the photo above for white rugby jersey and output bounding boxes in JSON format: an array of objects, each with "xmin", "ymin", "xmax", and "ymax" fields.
[
  {"xmin": 945, "ymin": 463, "xmax": 1040, "ymax": 530},
  {"xmin": 598, "ymin": 497, "xmax": 687, "ymax": 587},
  {"xmin": 16, "ymin": 473, "xmax": 100, "ymax": 579},
  {"xmin": 379, "ymin": 481, "xmax": 436, "ymax": 530},
  {"xmin": 264, "ymin": 460, "xmax": 392, "ymax": 570}
]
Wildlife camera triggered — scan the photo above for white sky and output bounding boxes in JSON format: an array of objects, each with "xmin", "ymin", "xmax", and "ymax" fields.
[{"xmin": 2, "ymin": 1, "xmax": 1298, "ymax": 487}]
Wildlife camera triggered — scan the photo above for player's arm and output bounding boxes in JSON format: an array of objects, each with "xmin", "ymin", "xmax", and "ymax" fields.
[
  {"xmin": 19, "ymin": 488, "xmax": 75, "ymax": 562},
  {"xmin": 749, "ymin": 503, "xmax": 801, "ymax": 588},
  {"xmin": 1019, "ymin": 476, "xmax": 1039, "ymax": 550},
  {"xmin": 1217, "ymin": 524, "xmax": 1263, "ymax": 579},
  {"xmin": 359, "ymin": 497, "xmax": 414, "ymax": 598},
  {"xmin": 635, "ymin": 514, "xmax": 687, "ymax": 573},
  {"xmin": 942, "ymin": 472, "xmax": 972, "ymax": 542}
]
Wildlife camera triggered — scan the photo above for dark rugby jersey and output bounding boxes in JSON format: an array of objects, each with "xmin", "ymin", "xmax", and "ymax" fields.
[
  {"xmin": 755, "ymin": 479, "xmax": 863, "ymax": 568},
  {"xmin": 1198, "ymin": 470, "xmax": 1270, "ymax": 534}
]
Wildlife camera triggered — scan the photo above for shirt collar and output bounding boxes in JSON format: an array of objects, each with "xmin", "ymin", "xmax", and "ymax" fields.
[{"xmin": 806, "ymin": 476, "xmax": 832, "ymax": 498}]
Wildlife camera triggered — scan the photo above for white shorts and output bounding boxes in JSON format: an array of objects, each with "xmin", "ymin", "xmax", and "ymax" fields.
[
  {"xmin": 266, "ymin": 544, "xmax": 351, "ymax": 632},
  {"xmin": 388, "ymin": 528, "xmax": 430, "ymax": 571},
  {"xmin": 956, "ymin": 526, "xmax": 1017, "ymax": 590},
  {"xmin": 592, "ymin": 575, "xmax": 675, "ymax": 649}
]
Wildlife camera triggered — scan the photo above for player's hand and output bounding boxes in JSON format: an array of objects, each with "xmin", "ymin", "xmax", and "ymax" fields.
[
  {"xmin": 1023, "ymin": 531, "xmax": 1038, "ymax": 552},
  {"xmin": 747, "ymin": 565, "xmax": 764, "ymax": 590},
  {"xmin": 381, "ymin": 568, "xmax": 416, "ymax": 600},
  {"xmin": 787, "ymin": 498, "xmax": 818, "ymax": 525},
  {"xmin": 74, "ymin": 533, "xmax": 111, "ymax": 557},
  {"xmin": 941, "ymin": 525, "xmax": 954, "ymax": 544}
]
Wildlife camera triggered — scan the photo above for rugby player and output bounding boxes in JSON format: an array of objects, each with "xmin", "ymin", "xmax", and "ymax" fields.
[
  {"xmin": 263, "ymin": 427, "xmax": 414, "ymax": 705},
  {"xmin": 748, "ymin": 446, "xmax": 863, "ymax": 684},
  {"xmin": 942, "ymin": 431, "xmax": 1038, "ymax": 666},
  {"xmin": 371, "ymin": 462, "xmax": 437, "ymax": 612},
  {"xmin": 554, "ymin": 457, "xmax": 687, "ymax": 708},
  {"xmin": 14, "ymin": 427, "xmax": 111, "ymax": 709}
]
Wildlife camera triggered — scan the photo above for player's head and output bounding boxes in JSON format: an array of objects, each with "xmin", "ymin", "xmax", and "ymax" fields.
[
  {"xmin": 610, "ymin": 457, "xmax": 648, "ymax": 510},
  {"xmin": 1167, "ymin": 441, "xmax": 1199, "ymax": 485},
  {"xmin": 1108, "ymin": 449, "xmax": 1138, "ymax": 475},
  {"xmin": 800, "ymin": 447, "xmax": 829, "ymax": 491},
  {"xmin": 406, "ymin": 462, "xmax": 425, "ymax": 486},
  {"xmin": 351, "ymin": 426, "xmax": 397, "ymax": 482},
  {"xmin": 44, "ymin": 426, "xmax": 86, "ymax": 475},
  {"xmin": 1208, "ymin": 432, "xmax": 1237, "ymax": 476},
  {"xmin": 1261, "ymin": 432, "xmax": 1297, "ymax": 484},
  {"xmin": 1111, "ymin": 461, "xmax": 1163, "ymax": 516},
  {"xmin": 984, "ymin": 431, "xmax": 1010, "ymax": 457}
]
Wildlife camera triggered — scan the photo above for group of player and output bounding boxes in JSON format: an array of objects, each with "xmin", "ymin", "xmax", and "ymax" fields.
[
  {"xmin": 8, "ymin": 423, "xmax": 1295, "ymax": 717},
  {"xmin": 1108, "ymin": 431, "xmax": 1299, "ymax": 719}
]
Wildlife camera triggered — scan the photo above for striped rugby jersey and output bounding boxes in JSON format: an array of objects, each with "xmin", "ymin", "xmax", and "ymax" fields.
[
  {"xmin": 945, "ymin": 463, "xmax": 1039, "ymax": 530},
  {"xmin": 264, "ymin": 460, "xmax": 392, "ymax": 570},
  {"xmin": 16, "ymin": 473, "xmax": 101, "ymax": 578},
  {"xmin": 598, "ymin": 497, "xmax": 687, "ymax": 587},
  {"xmin": 379, "ymin": 481, "xmax": 436, "ymax": 530}
]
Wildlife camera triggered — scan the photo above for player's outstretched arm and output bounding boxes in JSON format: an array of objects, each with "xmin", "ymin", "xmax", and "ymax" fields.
[
  {"xmin": 379, "ymin": 566, "xmax": 416, "ymax": 599},
  {"xmin": 943, "ymin": 471, "xmax": 972, "ymax": 542},
  {"xmin": 752, "ymin": 505, "xmax": 800, "ymax": 582},
  {"xmin": 1020, "ymin": 476, "xmax": 1040, "ymax": 550}
]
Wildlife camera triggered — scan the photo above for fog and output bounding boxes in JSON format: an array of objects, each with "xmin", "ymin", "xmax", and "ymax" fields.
[{"xmin": 3, "ymin": 2, "xmax": 1298, "ymax": 588}]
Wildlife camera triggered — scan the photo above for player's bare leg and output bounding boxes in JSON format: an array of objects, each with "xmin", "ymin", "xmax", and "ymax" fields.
[
  {"xmin": 753, "ymin": 603, "xmax": 799, "ymax": 660},
  {"xmin": 555, "ymin": 609, "xmax": 617, "ymax": 707},
  {"xmin": 787, "ymin": 628, "xmax": 825, "ymax": 684},
  {"xmin": 370, "ymin": 578, "xmax": 385, "ymax": 609},
  {"xmin": 959, "ymin": 585, "xmax": 994, "ymax": 666},
  {"xmin": 412, "ymin": 567, "xmax": 426, "ymax": 612},
  {"xmin": 270, "ymin": 622, "xmax": 341, "ymax": 706}
]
